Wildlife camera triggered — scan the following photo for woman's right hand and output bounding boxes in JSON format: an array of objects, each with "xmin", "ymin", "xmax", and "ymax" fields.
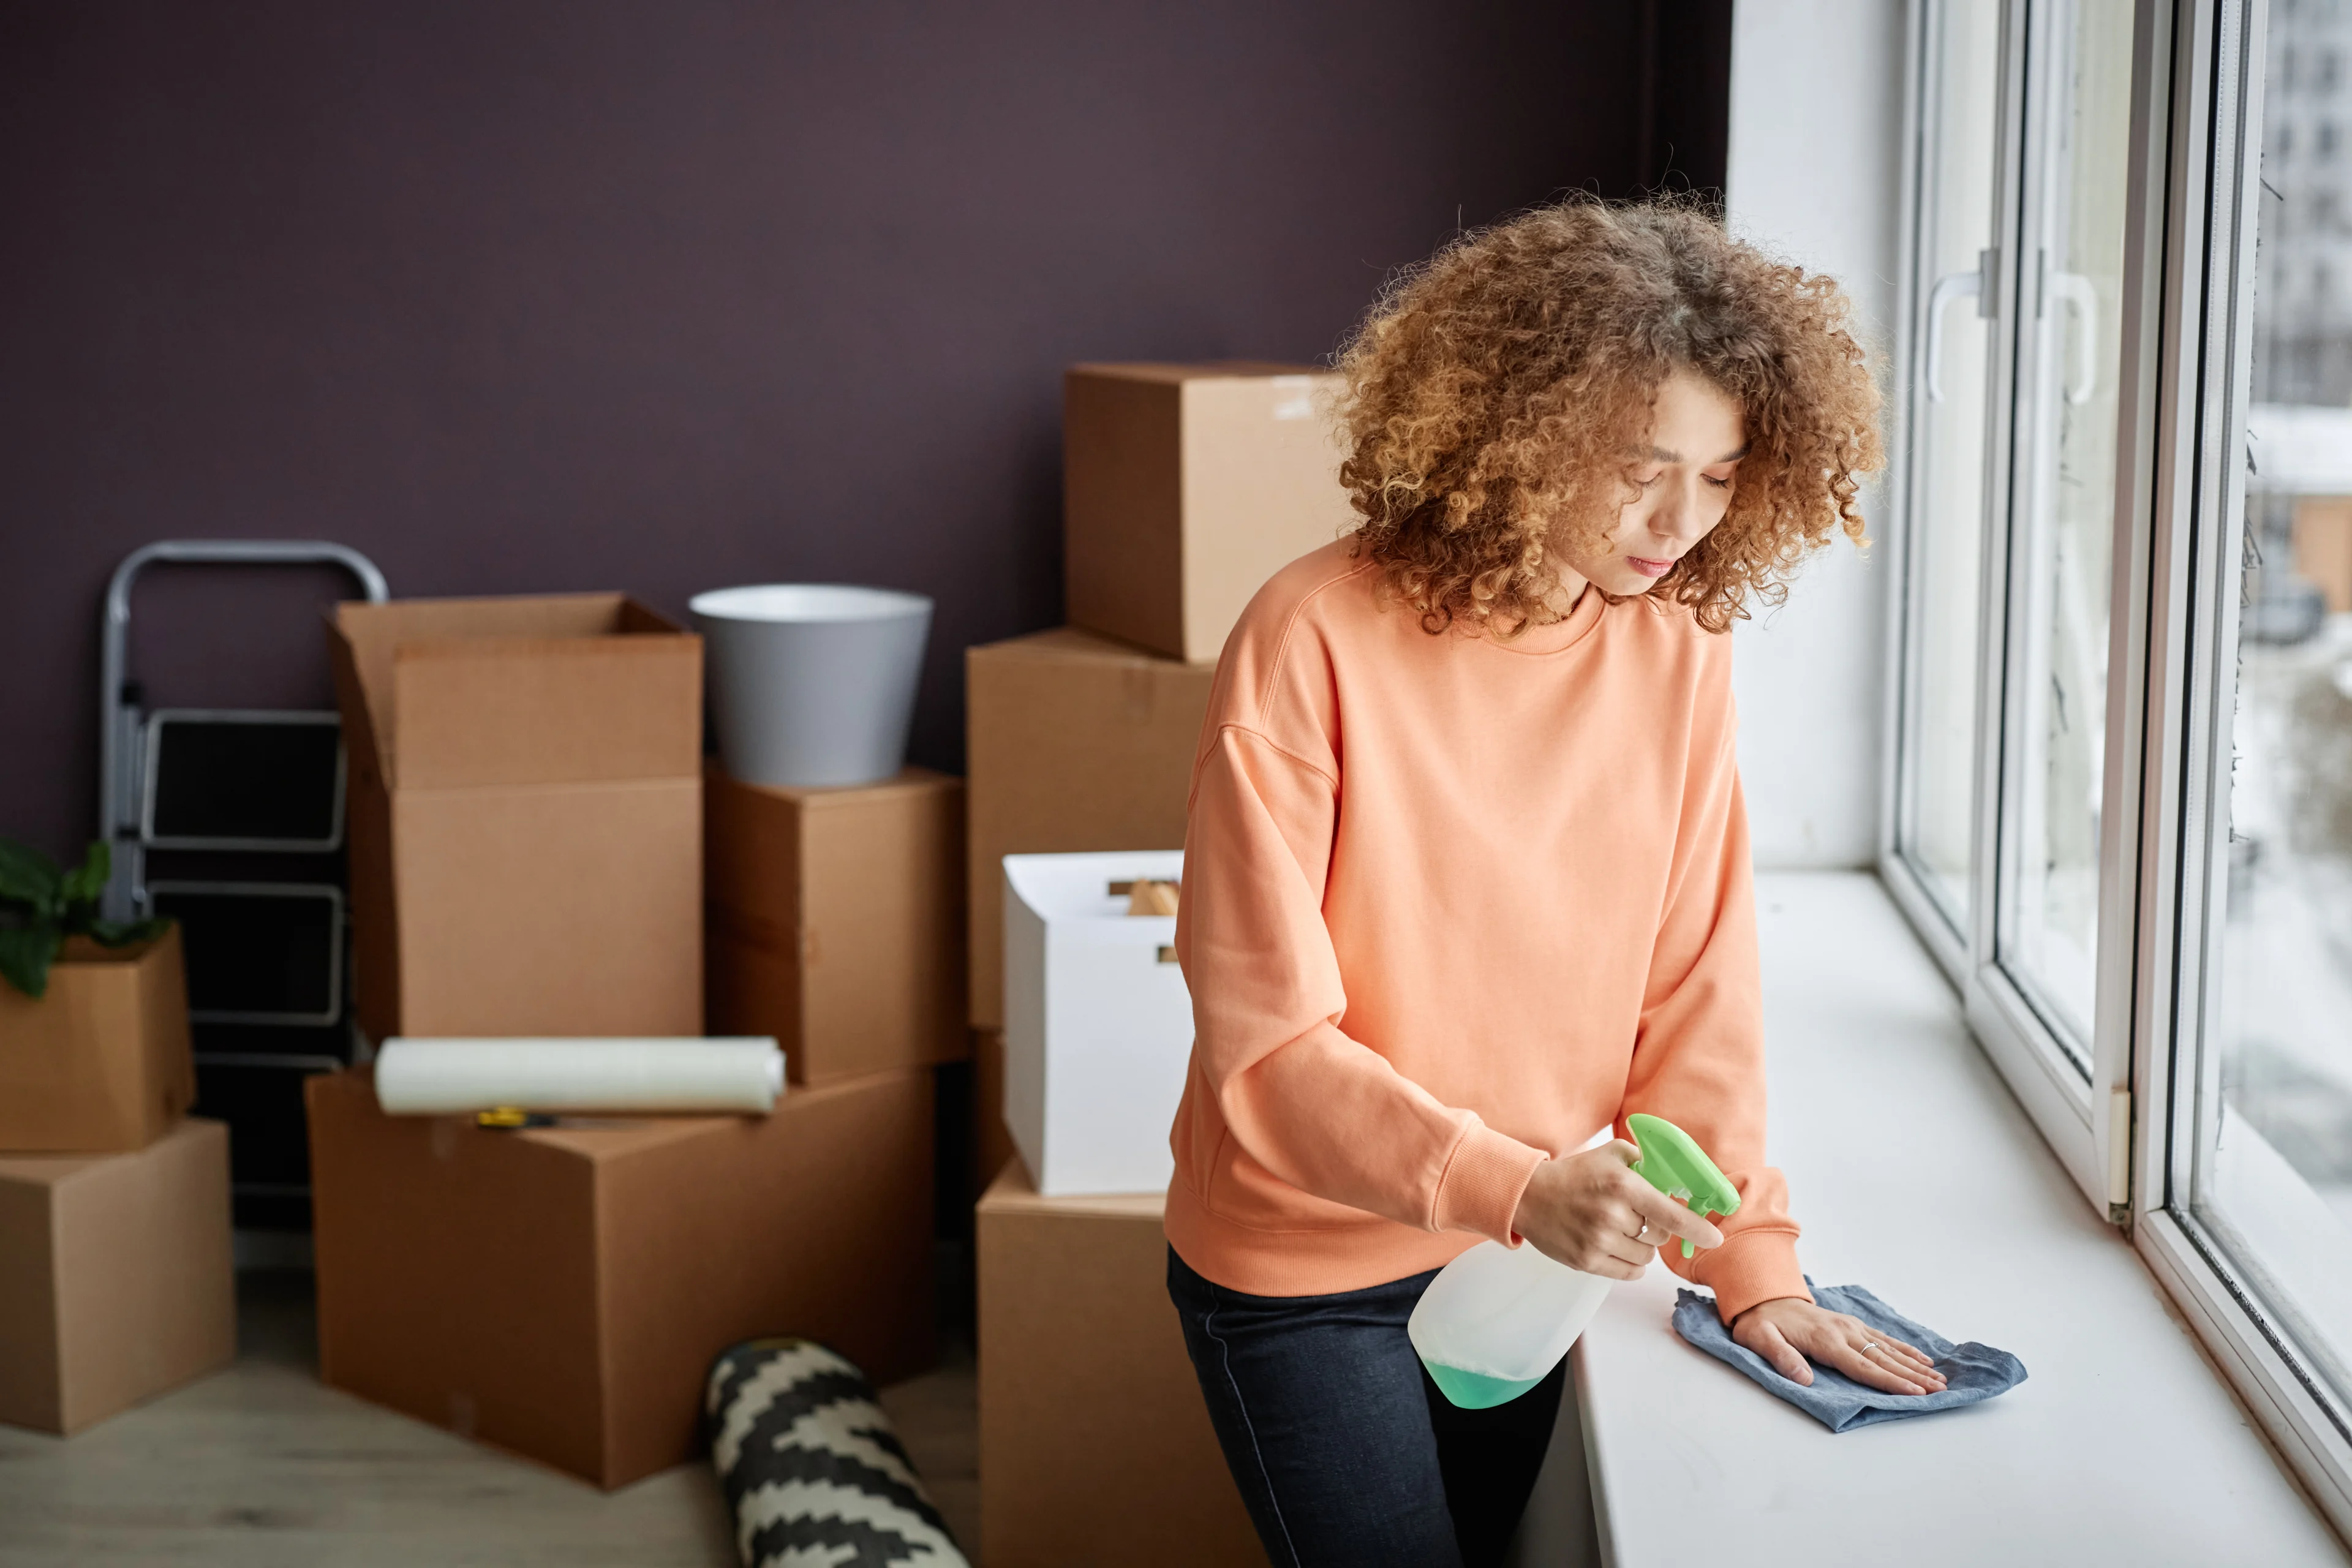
[{"xmin": 1509, "ymin": 1140, "xmax": 1724, "ymax": 1280}]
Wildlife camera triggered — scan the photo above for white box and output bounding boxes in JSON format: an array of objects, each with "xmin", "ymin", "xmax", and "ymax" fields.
[{"xmin": 1002, "ymin": 851, "xmax": 1192, "ymax": 1196}]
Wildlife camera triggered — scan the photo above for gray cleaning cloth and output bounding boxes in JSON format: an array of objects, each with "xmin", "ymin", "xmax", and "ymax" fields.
[{"xmin": 1672, "ymin": 1278, "xmax": 2026, "ymax": 1433}]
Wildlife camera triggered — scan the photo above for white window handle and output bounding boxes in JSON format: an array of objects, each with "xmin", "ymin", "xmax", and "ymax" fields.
[
  {"xmin": 1924, "ymin": 249, "xmax": 1994, "ymax": 403},
  {"xmin": 2050, "ymin": 270, "xmax": 2099, "ymax": 406}
]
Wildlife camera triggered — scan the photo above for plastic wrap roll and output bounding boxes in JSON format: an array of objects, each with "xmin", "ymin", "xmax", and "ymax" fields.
[{"xmin": 374, "ymin": 1038, "xmax": 784, "ymax": 1115}]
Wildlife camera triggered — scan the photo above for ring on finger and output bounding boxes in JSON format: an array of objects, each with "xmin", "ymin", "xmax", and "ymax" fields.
[
  {"xmin": 1858, "ymin": 1340, "xmax": 1881, "ymax": 1356},
  {"xmin": 1632, "ymin": 1220, "xmax": 1656, "ymax": 1245}
]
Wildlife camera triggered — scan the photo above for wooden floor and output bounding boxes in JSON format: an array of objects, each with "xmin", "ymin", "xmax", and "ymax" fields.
[{"xmin": 0, "ymin": 1271, "xmax": 981, "ymax": 1567}]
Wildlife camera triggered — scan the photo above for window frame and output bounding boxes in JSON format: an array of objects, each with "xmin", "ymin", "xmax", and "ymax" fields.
[
  {"xmin": 1880, "ymin": 0, "xmax": 2002, "ymax": 987},
  {"xmin": 2120, "ymin": 0, "xmax": 2352, "ymax": 1532},
  {"xmin": 1885, "ymin": 0, "xmax": 2352, "ymax": 1531},
  {"xmin": 1882, "ymin": 0, "xmax": 2121, "ymax": 1214}
]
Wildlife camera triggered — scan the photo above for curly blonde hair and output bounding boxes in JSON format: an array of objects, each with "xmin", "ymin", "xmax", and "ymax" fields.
[{"xmin": 1337, "ymin": 196, "xmax": 1882, "ymax": 636}]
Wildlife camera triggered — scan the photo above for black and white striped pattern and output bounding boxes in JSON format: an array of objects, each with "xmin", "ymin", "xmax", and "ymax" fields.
[{"xmin": 705, "ymin": 1338, "xmax": 968, "ymax": 1568}]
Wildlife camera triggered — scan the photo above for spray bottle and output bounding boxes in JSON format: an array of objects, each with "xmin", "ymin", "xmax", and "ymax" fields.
[{"xmin": 1408, "ymin": 1113, "xmax": 1741, "ymax": 1408}]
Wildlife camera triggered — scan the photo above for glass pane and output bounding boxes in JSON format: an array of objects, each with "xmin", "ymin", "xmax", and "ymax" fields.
[
  {"xmin": 1899, "ymin": 0, "xmax": 2003, "ymax": 925},
  {"xmin": 2195, "ymin": 1, "xmax": 2352, "ymax": 1401},
  {"xmin": 2001, "ymin": 0, "xmax": 2135, "ymax": 1051}
]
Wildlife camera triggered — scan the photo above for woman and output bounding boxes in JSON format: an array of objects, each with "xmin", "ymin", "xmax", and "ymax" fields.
[{"xmin": 1163, "ymin": 198, "xmax": 1945, "ymax": 1567}]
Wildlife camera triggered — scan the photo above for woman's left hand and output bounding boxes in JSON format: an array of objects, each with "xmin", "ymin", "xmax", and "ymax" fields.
[{"xmin": 1729, "ymin": 1297, "xmax": 1948, "ymax": 1396}]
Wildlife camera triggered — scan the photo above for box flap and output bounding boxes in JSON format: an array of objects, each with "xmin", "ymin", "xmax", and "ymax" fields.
[
  {"xmin": 331, "ymin": 596, "xmax": 699, "ymax": 788},
  {"xmin": 393, "ymin": 636, "xmax": 701, "ymax": 788},
  {"xmin": 326, "ymin": 611, "xmax": 387, "ymax": 788}
]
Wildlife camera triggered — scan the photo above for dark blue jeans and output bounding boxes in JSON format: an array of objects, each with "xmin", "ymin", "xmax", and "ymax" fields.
[{"xmin": 1167, "ymin": 1246, "xmax": 1564, "ymax": 1568}]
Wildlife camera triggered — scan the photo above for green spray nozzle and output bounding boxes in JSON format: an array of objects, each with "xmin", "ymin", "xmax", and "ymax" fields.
[{"xmin": 1626, "ymin": 1113, "xmax": 1741, "ymax": 1259}]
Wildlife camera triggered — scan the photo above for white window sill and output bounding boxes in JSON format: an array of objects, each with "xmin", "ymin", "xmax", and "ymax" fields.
[{"xmin": 1555, "ymin": 872, "xmax": 2345, "ymax": 1565}]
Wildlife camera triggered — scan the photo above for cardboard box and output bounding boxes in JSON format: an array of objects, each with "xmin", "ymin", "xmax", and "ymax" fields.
[
  {"xmin": 705, "ymin": 763, "xmax": 967, "ymax": 1084},
  {"xmin": 1065, "ymin": 362, "xmax": 1355, "ymax": 664},
  {"xmin": 978, "ymin": 1162, "xmax": 1267, "ymax": 1567},
  {"xmin": 326, "ymin": 594, "xmax": 704, "ymax": 1041},
  {"xmin": 0, "ymin": 930, "xmax": 194, "ymax": 1155},
  {"xmin": 1003, "ymin": 851, "xmax": 1191, "ymax": 1196},
  {"xmin": 308, "ymin": 1065, "xmax": 935, "ymax": 1489},
  {"xmin": 0, "ymin": 1117, "xmax": 235, "ymax": 1433},
  {"xmin": 965, "ymin": 628, "xmax": 1214, "ymax": 1029}
]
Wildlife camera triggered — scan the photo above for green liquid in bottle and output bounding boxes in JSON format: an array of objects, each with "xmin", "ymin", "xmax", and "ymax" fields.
[{"xmin": 1420, "ymin": 1358, "xmax": 1545, "ymax": 1410}]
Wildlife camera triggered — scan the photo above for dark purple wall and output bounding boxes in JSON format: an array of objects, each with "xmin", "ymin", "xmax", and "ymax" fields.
[{"xmin": 0, "ymin": 1, "xmax": 1726, "ymax": 862}]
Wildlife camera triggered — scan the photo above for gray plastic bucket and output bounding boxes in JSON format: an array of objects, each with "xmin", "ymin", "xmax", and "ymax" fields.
[{"xmin": 690, "ymin": 584, "xmax": 933, "ymax": 790}]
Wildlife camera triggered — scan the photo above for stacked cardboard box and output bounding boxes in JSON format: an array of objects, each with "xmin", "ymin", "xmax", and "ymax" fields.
[
  {"xmin": 978, "ymin": 1162, "xmax": 1268, "ymax": 1567},
  {"xmin": 326, "ymin": 594, "xmax": 705, "ymax": 1041},
  {"xmin": 309, "ymin": 1066, "xmax": 935, "ymax": 1489},
  {"xmin": 1001, "ymin": 850, "xmax": 1189, "ymax": 1198},
  {"xmin": 0, "ymin": 1118, "xmax": 235, "ymax": 1434},
  {"xmin": 967, "ymin": 364, "xmax": 1354, "ymax": 1161},
  {"xmin": 0, "ymin": 925, "xmax": 234, "ymax": 1435},
  {"xmin": 965, "ymin": 628, "xmax": 1215, "ymax": 1186},
  {"xmin": 1063, "ymin": 361, "xmax": 1356, "ymax": 665},
  {"xmin": 0, "ymin": 931, "xmax": 194, "ymax": 1154},
  {"xmin": 704, "ymin": 761, "xmax": 966, "ymax": 1084},
  {"xmin": 968, "ymin": 363, "xmax": 1351, "ymax": 1558},
  {"xmin": 315, "ymin": 593, "xmax": 946, "ymax": 1483},
  {"xmin": 965, "ymin": 628, "xmax": 1213, "ymax": 1036}
]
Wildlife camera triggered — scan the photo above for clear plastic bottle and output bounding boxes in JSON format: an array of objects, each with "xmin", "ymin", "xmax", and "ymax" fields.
[
  {"xmin": 1406, "ymin": 1239, "xmax": 1614, "ymax": 1408},
  {"xmin": 1408, "ymin": 1114, "xmax": 1741, "ymax": 1408}
]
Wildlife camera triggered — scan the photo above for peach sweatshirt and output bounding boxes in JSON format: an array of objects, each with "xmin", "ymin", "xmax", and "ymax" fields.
[{"xmin": 1163, "ymin": 540, "xmax": 1809, "ymax": 1323}]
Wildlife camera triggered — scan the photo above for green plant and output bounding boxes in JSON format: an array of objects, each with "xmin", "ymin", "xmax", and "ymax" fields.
[{"xmin": 0, "ymin": 839, "xmax": 170, "ymax": 1000}]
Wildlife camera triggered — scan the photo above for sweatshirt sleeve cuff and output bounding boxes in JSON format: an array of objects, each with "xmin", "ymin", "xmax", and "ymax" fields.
[
  {"xmin": 1431, "ymin": 1121, "xmax": 1549, "ymax": 1245},
  {"xmin": 1689, "ymin": 1226, "xmax": 1811, "ymax": 1323}
]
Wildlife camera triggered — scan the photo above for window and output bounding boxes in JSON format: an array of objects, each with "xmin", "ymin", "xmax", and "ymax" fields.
[
  {"xmin": 1891, "ymin": 0, "xmax": 2003, "ymax": 941},
  {"xmin": 1886, "ymin": 0, "xmax": 2138, "ymax": 1199},
  {"xmin": 2157, "ymin": 0, "xmax": 2352, "ymax": 1519},
  {"xmin": 2000, "ymin": 0, "xmax": 2135, "ymax": 1053},
  {"xmin": 1891, "ymin": 0, "xmax": 2352, "ymax": 1531}
]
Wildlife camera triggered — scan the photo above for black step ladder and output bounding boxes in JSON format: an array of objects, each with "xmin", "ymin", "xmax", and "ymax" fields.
[{"xmin": 99, "ymin": 540, "xmax": 388, "ymax": 1257}]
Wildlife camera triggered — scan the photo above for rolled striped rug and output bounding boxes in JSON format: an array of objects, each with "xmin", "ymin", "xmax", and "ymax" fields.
[{"xmin": 705, "ymin": 1338, "xmax": 968, "ymax": 1568}]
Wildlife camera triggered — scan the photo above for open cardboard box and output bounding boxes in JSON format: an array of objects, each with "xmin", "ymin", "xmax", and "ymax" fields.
[
  {"xmin": 326, "ymin": 594, "xmax": 704, "ymax": 1041},
  {"xmin": 0, "ymin": 929, "xmax": 193, "ymax": 1155},
  {"xmin": 1001, "ymin": 850, "xmax": 1191, "ymax": 1196}
]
